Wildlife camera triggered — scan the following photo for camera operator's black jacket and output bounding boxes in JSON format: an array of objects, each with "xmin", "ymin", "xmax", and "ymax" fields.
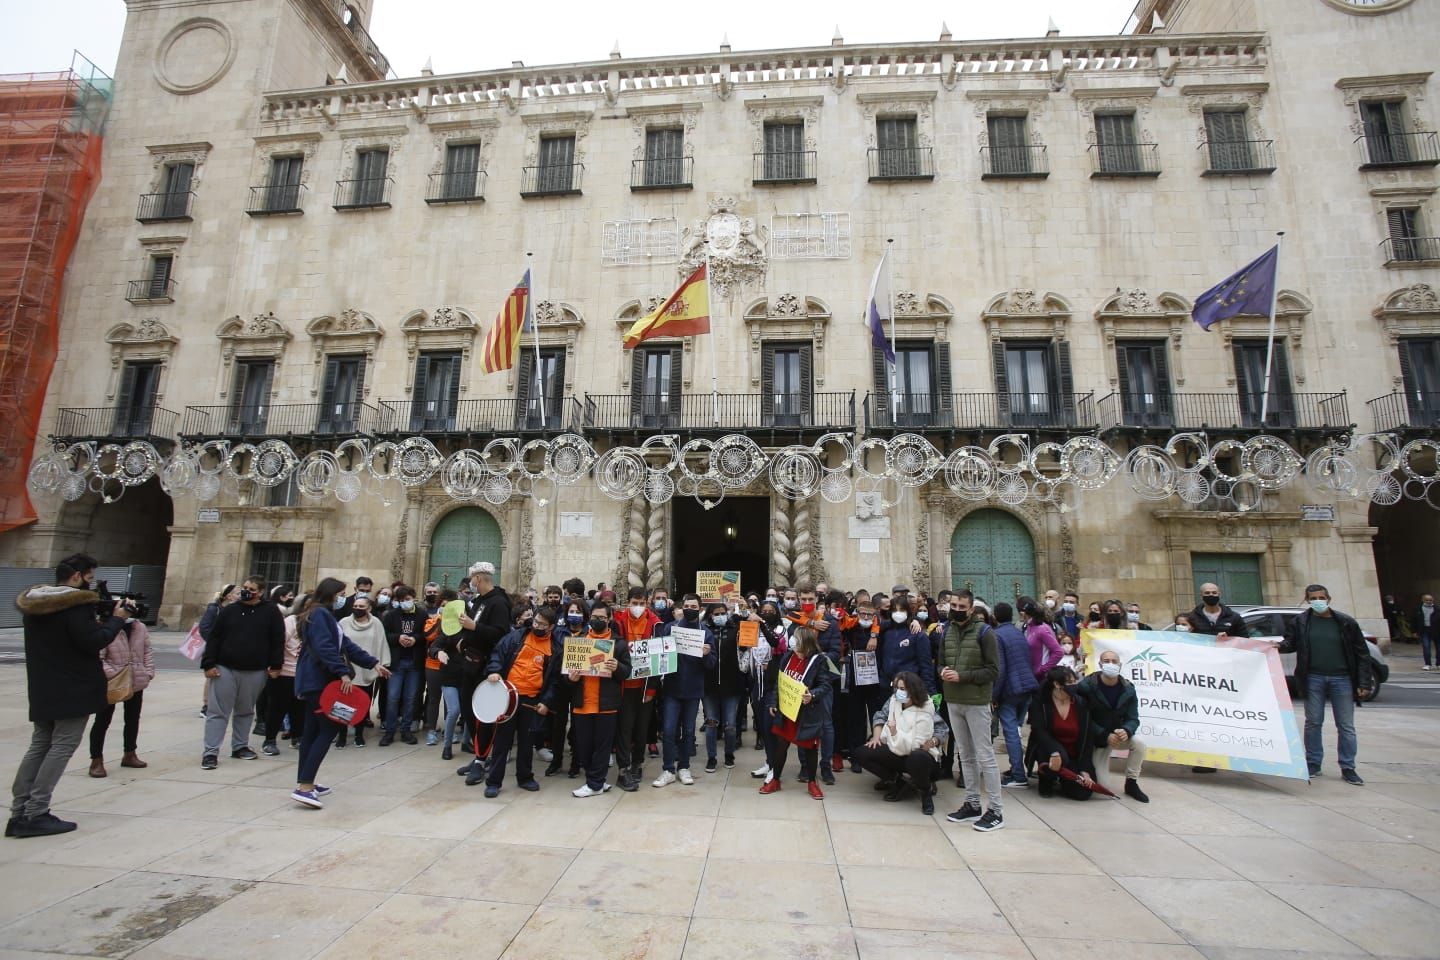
[
  {"xmin": 201, "ymin": 600, "xmax": 284, "ymax": 671},
  {"xmin": 16, "ymin": 585, "xmax": 126, "ymax": 722}
]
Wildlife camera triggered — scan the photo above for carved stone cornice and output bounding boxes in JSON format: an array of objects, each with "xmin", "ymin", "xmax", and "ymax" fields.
[
  {"xmin": 743, "ymin": 295, "xmax": 833, "ymax": 388},
  {"xmin": 982, "ymin": 290, "xmax": 1071, "ymax": 341},
  {"xmin": 305, "ymin": 310, "xmax": 384, "ymax": 397},
  {"xmin": 1093, "ymin": 289, "xmax": 1192, "ymax": 387}
]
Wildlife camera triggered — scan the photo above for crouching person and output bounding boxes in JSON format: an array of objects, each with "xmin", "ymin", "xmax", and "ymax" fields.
[
  {"xmin": 851, "ymin": 671, "xmax": 943, "ymax": 816},
  {"xmin": 1078, "ymin": 649, "xmax": 1149, "ymax": 803}
]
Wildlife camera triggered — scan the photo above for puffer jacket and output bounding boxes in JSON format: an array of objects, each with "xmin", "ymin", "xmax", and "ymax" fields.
[
  {"xmin": 992, "ymin": 622, "xmax": 1040, "ymax": 702},
  {"xmin": 101, "ymin": 621, "xmax": 156, "ymax": 692},
  {"xmin": 17, "ymin": 584, "xmax": 125, "ymax": 721},
  {"xmin": 878, "ymin": 692, "xmax": 940, "ymax": 760}
]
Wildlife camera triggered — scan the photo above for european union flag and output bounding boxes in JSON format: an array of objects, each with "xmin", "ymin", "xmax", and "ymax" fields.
[{"xmin": 1191, "ymin": 245, "xmax": 1279, "ymax": 331}]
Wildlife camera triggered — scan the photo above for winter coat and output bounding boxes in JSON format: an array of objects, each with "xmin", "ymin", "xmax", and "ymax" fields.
[
  {"xmin": 17, "ymin": 585, "xmax": 126, "ymax": 722},
  {"xmin": 101, "ymin": 620, "xmax": 156, "ymax": 692},
  {"xmin": 198, "ymin": 601, "xmax": 224, "ymax": 642},
  {"xmin": 459, "ymin": 587, "xmax": 512, "ymax": 675},
  {"xmin": 486, "ymin": 625, "xmax": 563, "ymax": 708},
  {"xmin": 992, "ymin": 622, "xmax": 1040, "ymax": 702},
  {"xmin": 558, "ymin": 632, "xmax": 633, "ymax": 713},
  {"xmin": 339, "ymin": 613, "xmax": 388, "ymax": 685},
  {"xmin": 201, "ymin": 600, "xmax": 285, "ymax": 672},
  {"xmin": 295, "ymin": 608, "xmax": 381, "ymax": 699},
  {"xmin": 877, "ymin": 620, "xmax": 936, "ymax": 693},
  {"xmin": 656, "ymin": 617, "xmax": 718, "ymax": 700},
  {"xmin": 879, "ymin": 693, "xmax": 940, "ymax": 760},
  {"xmin": 1077, "ymin": 673, "xmax": 1141, "ymax": 742},
  {"xmin": 1189, "ymin": 602, "xmax": 1247, "ymax": 637},
  {"xmin": 1025, "ymin": 687, "xmax": 1098, "ymax": 775},
  {"xmin": 1281, "ymin": 608, "xmax": 1375, "ymax": 701},
  {"xmin": 1412, "ymin": 604, "xmax": 1440, "ymax": 636},
  {"xmin": 939, "ymin": 616, "xmax": 999, "ymax": 706},
  {"xmin": 381, "ymin": 605, "xmax": 427, "ymax": 670},
  {"xmin": 764, "ymin": 651, "xmax": 833, "ymax": 743},
  {"xmin": 1025, "ymin": 620, "xmax": 1065, "ymax": 681},
  {"xmin": 704, "ymin": 618, "xmax": 747, "ymax": 697}
]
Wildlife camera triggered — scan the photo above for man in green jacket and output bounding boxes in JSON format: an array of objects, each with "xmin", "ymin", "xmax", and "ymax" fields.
[{"xmin": 939, "ymin": 590, "xmax": 1004, "ymax": 832}]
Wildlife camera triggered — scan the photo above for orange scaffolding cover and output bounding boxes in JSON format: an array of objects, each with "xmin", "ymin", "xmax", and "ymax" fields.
[{"xmin": 0, "ymin": 56, "xmax": 110, "ymax": 533}]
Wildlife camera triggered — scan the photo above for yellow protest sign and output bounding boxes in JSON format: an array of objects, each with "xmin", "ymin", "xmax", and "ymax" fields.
[
  {"xmin": 697, "ymin": 570, "xmax": 741, "ymax": 602},
  {"xmin": 777, "ymin": 671, "xmax": 806, "ymax": 721},
  {"xmin": 562, "ymin": 636, "xmax": 599, "ymax": 676}
]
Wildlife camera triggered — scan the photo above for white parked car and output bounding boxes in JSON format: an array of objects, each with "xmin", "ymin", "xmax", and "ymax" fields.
[{"xmin": 1232, "ymin": 605, "xmax": 1389, "ymax": 702}]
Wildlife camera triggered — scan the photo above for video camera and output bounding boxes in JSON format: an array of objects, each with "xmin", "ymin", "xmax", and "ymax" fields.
[{"xmin": 95, "ymin": 580, "xmax": 150, "ymax": 622}]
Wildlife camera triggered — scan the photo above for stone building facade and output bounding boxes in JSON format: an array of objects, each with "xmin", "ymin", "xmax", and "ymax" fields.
[{"xmin": 5, "ymin": 0, "xmax": 1439, "ymax": 634}]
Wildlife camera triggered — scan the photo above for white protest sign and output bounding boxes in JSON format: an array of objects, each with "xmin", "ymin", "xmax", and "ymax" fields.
[{"xmin": 671, "ymin": 626, "xmax": 707, "ymax": 658}]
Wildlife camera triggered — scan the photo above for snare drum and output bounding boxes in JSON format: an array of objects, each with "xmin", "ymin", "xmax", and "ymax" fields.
[{"xmin": 471, "ymin": 678, "xmax": 519, "ymax": 724}]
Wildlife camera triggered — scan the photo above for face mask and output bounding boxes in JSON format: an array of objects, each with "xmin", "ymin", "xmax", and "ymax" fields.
[
  {"xmin": 1427, "ymin": 603, "xmax": 1436, "ymax": 611},
  {"xmin": 533, "ymin": 624, "xmax": 551, "ymax": 636},
  {"xmin": 1045, "ymin": 598, "xmax": 1057, "ymax": 609},
  {"xmin": 566, "ymin": 613, "xmax": 583, "ymax": 627},
  {"xmin": 1061, "ymin": 643, "xmax": 1074, "ymax": 654},
  {"xmin": 712, "ymin": 614, "xmax": 728, "ymax": 627},
  {"xmin": 1308, "ymin": 599, "xmax": 1330, "ymax": 615},
  {"xmin": 954, "ymin": 608, "xmax": 970, "ymax": 620},
  {"xmin": 353, "ymin": 611, "xmax": 369, "ymax": 622},
  {"xmin": 590, "ymin": 617, "xmax": 609, "ymax": 632},
  {"xmin": 377, "ymin": 594, "xmax": 391, "ymax": 606},
  {"xmin": 333, "ymin": 596, "xmax": 346, "ymax": 610},
  {"xmin": 398, "ymin": 600, "xmax": 415, "ymax": 612},
  {"xmin": 1100, "ymin": 662, "xmax": 1122, "ymax": 678},
  {"xmin": 1203, "ymin": 594, "xmax": 1221, "ymax": 606},
  {"xmin": 1105, "ymin": 613, "xmax": 1125, "ymax": 629},
  {"xmin": 356, "ymin": 591, "xmax": 369, "ymax": 600},
  {"xmin": 766, "ymin": 594, "xmax": 778, "ymax": 602},
  {"xmin": 1175, "ymin": 622, "xmax": 1192, "ymax": 632},
  {"xmin": 783, "ymin": 599, "xmax": 798, "ymax": 610},
  {"xmin": 630, "ymin": 604, "xmax": 645, "ymax": 618},
  {"xmin": 653, "ymin": 599, "xmax": 668, "ymax": 611},
  {"xmin": 891, "ymin": 612, "xmax": 907, "ymax": 624},
  {"xmin": 426, "ymin": 595, "xmax": 438, "ymax": 605},
  {"xmin": 916, "ymin": 610, "xmax": 928, "ymax": 621},
  {"xmin": 1127, "ymin": 612, "xmax": 1140, "ymax": 623},
  {"xmin": 1062, "ymin": 602, "xmax": 1076, "ymax": 614},
  {"xmin": 239, "ymin": 589, "xmax": 255, "ymax": 603},
  {"xmin": 893, "ymin": 688, "xmax": 909, "ymax": 704},
  {"xmin": 683, "ymin": 608, "xmax": 700, "ymax": 622},
  {"xmin": 858, "ymin": 617, "xmax": 873, "ymax": 628}
]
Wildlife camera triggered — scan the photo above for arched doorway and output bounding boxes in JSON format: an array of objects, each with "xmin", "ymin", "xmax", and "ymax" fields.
[
  {"xmin": 428, "ymin": 507, "xmax": 501, "ymax": 590},
  {"xmin": 950, "ymin": 508, "xmax": 1037, "ymax": 604}
]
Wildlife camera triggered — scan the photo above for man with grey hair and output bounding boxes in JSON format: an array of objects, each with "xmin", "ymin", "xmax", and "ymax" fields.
[{"xmin": 457, "ymin": 561, "xmax": 512, "ymax": 785}]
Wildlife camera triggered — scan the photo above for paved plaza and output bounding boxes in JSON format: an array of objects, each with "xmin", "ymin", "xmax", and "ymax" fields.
[{"xmin": 1, "ymin": 648, "xmax": 1438, "ymax": 960}]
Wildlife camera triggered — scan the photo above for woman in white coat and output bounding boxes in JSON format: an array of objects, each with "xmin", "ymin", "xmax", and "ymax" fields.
[{"xmin": 851, "ymin": 670, "xmax": 943, "ymax": 815}]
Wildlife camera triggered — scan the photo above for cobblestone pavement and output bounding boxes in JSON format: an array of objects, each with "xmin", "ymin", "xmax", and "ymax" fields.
[{"xmin": 2, "ymin": 659, "xmax": 1438, "ymax": 960}]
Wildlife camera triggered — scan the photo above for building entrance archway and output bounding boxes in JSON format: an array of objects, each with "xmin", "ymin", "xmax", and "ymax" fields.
[
  {"xmin": 427, "ymin": 507, "xmax": 501, "ymax": 590},
  {"xmin": 950, "ymin": 508, "xmax": 1036, "ymax": 604}
]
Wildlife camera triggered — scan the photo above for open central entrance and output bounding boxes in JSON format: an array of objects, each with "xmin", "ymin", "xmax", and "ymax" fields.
[{"xmin": 670, "ymin": 495, "xmax": 770, "ymax": 599}]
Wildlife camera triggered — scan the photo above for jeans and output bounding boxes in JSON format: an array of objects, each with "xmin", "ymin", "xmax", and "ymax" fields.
[
  {"xmin": 297, "ymin": 695, "xmax": 344, "ymax": 786},
  {"xmin": 995, "ymin": 694, "xmax": 1029, "ymax": 780},
  {"xmin": 90, "ymin": 691, "xmax": 144, "ymax": 757},
  {"xmin": 702, "ymin": 693, "xmax": 741, "ymax": 763},
  {"xmin": 203, "ymin": 666, "xmax": 267, "ymax": 756},
  {"xmin": 441, "ymin": 686, "xmax": 462, "ymax": 747},
  {"xmin": 11, "ymin": 717, "xmax": 88, "ymax": 819},
  {"xmin": 424, "ymin": 668, "xmax": 443, "ymax": 728},
  {"xmin": 384, "ymin": 661, "xmax": 423, "ymax": 734},
  {"xmin": 1422, "ymin": 631, "xmax": 1436, "ymax": 667},
  {"xmin": 486, "ymin": 695, "xmax": 540, "ymax": 786},
  {"xmin": 661, "ymin": 696, "xmax": 700, "ymax": 773},
  {"xmin": 1304, "ymin": 674, "xmax": 1357, "ymax": 771},
  {"xmin": 948, "ymin": 702, "xmax": 1002, "ymax": 813},
  {"xmin": 571, "ymin": 712, "xmax": 617, "ymax": 790}
]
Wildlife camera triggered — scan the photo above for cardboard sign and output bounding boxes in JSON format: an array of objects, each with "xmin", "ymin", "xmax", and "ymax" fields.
[
  {"xmin": 562, "ymin": 636, "xmax": 602, "ymax": 676},
  {"xmin": 738, "ymin": 620, "xmax": 760, "ymax": 648},
  {"xmin": 671, "ymin": 626, "xmax": 707, "ymax": 658},
  {"xmin": 852, "ymin": 650, "xmax": 880, "ymax": 686},
  {"xmin": 629, "ymin": 637, "xmax": 678, "ymax": 680},
  {"xmin": 697, "ymin": 570, "xmax": 741, "ymax": 602},
  {"xmin": 777, "ymin": 671, "xmax": 806, "ymax": 721}
]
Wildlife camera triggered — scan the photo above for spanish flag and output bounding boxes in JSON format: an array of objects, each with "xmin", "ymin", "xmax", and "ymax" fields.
[
  {"xmin": 623, "ymin": 264, "xmax": 710, "ymax": 349},
  {"xmin": 479, "ymin": 270, "xmax": 531, "ymax": 374}
]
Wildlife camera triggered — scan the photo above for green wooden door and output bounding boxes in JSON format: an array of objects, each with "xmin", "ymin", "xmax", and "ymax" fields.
[
  {"xmin": 1191, "ymin": 552, "xmax": 1262, "ymax": 606},
  {"xmin": 428, "ymin": 508, "xmax": 502, "ymax": 591},
  {"xmin": 950, "ymin": 509, "xmax": 1037, "ymax": 605}
]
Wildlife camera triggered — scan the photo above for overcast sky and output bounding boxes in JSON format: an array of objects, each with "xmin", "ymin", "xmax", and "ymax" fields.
[{"xmin": 1, "ymin": 0, "xmax": 1136, "ymax": 80}]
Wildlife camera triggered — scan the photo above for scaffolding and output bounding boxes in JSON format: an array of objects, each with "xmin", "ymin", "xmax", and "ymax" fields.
[{"xmin": 0, "ymin": 52, "xmax": 111, "ymax": 532}]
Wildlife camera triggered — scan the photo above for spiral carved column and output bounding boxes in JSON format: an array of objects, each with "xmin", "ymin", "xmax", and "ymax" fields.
[
  {"xmin": 626, "ymin": 498, "xmax": 668, "ymax": 591},
  {"xmin": 771, "ymin": 495, "xmax": 813, "ymax": 588}
]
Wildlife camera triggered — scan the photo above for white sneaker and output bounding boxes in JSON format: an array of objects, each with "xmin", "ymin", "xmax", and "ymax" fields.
[
  {"xmin": 537, "ymin": 747, "xmax": 554, "ymax": 762},
  {"xmin": 1425, "ymin": 665, "xmax": 1433, "ymax": 671},
  {"xmin": 678, "ymin": 768, "xmax": 695, "ymax": 785},
  {"xmin": 608, "ymin": 755, "xmax": 614, "ymax": 767},
  {"xmin": 652, "ymin": 770, "xmax": 676, "ymax": 788},
  {"xmin": 572, "ymin": 784, "xmax": 601, "ymax": 798},
  {"xmin": 750, "ymin": 763, "xmax": 771, "ymax": 779},
  {"xmin": 603, "ymin": 782, "xmax": 613, "ymax": 792}
]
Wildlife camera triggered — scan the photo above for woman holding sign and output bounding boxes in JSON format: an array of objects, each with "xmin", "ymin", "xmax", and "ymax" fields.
[
  {"xmin": 561, "ymin": 598, "xmax": 632, "ymax": 798},
  {"xmin": 760, "ymin": 626, "xmax": 833, "ymax": 799}
]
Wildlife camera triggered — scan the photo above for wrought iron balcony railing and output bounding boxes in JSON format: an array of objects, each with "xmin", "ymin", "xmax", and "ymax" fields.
[
  {"xmin": 630, "ymin": 156, "xmax": 694, "ymax": 191},
  {"xmin": 580, "ymin": 392, "xmax": 855, "ymax": 432},
  {"xmin": 425, "ymin": 170, "xmax": 487, "ymax": 204},
  {"xmin": 180, "ymin": 402, "xmax": 384, "ymax": 439},
  {"xmin": 520, "ymin": 163, "xmax": 584, "ymax": 197},
  {"xmin": 1357, "ymin": 130, "xmax": 1440, "ymax": 169},
  {"xmin": 135, "ymin": 190, "xmax": 194, "ymax": 222},
  {"xmin": 1089, "ymin": 142, "xmax": 1162, "ymax": 177},
  {"xmin": 1200, "ymin": 138, "xmax": 1276, "ymax": 175},
  {"xmin": 332, "ymin": 177, "xmax": 393, "ymax": 210},
  {"xmin": 867, "ymin": 146, "xmax": 935, "ymax": 181},
  {"xmin": 1381, "ymin": 236, "xmax": 1440, "ymax": 265},
  {"xmin": 980, "ymin": 144, "xmax": 1050, "ymax": 179},
  {"xmin": 378, "ymin": 397, "xmax": 583, "ymax": 434},
  {"xmin": 752, "ymin": 150, "xmax": 817, "ymax": 185},
  {"xmin": 1098, "ymin": 391, "xmax": 1350, "ymax": 431},
  {"xmin": 863, "ymin": 392, "xmax": 1098, "ymax": 432},
  {"xmin": 125, "ymin": 278, "xmax": 175, "ymax": 303},
  {"xmin": 52, "ymin": 406, "xmax": 178, "ymax": 443},
  {"xmin": 1368, "ymin": 391, "xmax": 1440, "ymax": 433},
  {"xmin": 245, "ymin": 183, "xmax": 305, "ymax": 216}
]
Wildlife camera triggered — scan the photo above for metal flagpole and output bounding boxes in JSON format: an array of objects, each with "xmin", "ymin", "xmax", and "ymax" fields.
[
  {"xmin": 526, "ymin": 251, "xmax": 545, "ymax": 428},
  {"xmin": 887, "ymin": 238, "xmax": 897, "ymax": 426},
  {"xmin": 1258, "ymin": 231, "xmax": 1285, "ymax": 426},
  {"xmin": 706, "ymin": 243, "xmax": 720, "ymax": 426}
]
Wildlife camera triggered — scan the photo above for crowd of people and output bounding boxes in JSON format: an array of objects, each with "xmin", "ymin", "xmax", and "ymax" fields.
[{"xmin": 6, "ymin": 554, "xmax": 1375, "ymax": 838}]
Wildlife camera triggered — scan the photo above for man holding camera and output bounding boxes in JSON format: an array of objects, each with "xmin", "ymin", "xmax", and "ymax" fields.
[
  {"xmin": 9, "ymin": 554, "xmax": 130, "ymax": 838},
  {"xmin": 200, "ymin": 576, "xmax": 285, "ymax": 769}
]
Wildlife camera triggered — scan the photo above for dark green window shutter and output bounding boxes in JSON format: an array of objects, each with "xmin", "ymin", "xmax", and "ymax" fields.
[
  {"xmin": 514, "ymin": 348, "xmax": 535, "ymax": 430},
  {"xmin": 410, "ymin": 354, "xmax": 429, "ymax": 430},
  {"xmin": 1054, "ymin": 340, "xmax": 1075, "ymax": 423},
  {"xmin": 1151, "ymin": 342, "xmax": 1172, "ymax": 419},
  {"xmin": 320, "ymin": 357, "xmax": 340, "ymax": 423},
  {"xmin": 446, "ymin": 355, "xmax": 462, "ymax": 421},
  {"xmin": 988, "ymin": 115, "xmax": 1028, "ymax": 173},
  {"xmin": 798, "ymin": 343, "xmax": 813, "ymax": 420},
  {"xmin": 761, "ymin": 346, "xmax": 776, "ymax": 421},
  {"xmin": 115, "ymin": 363, "xmax": 139, "ymax": 435},
  {"xmin": 934, "ymin": 341, "xmax": 953, "ymax": 423},
  {"xmin": 149, "ymin": 255, "xmax": 172, "ymax": 297},
  {"xmin": 666, "ymin": 347, "xmax": 683, "ymax": 419},
  {"xmin": 629, "ymin": 349, "xmax": 645, "ymax": 421},
  {"xmin": 871, "ymin": 349, "xmax": 889, "ymax": 422},
  {"xmin": 992, "ymin": 341, "xmax": 1010, "ymax": 419}
]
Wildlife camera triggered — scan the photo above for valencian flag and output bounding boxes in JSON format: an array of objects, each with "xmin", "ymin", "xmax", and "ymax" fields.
[
  {"xmin": 479, "ymin": 270, "xmax": 531, "ymax": 374},
  {"xmin": 865, "ymin": 251, "xmax": 895, "ymax": 364},
  {"xmin": 623, "ymin": 264, "xmax": 710, "ymax": 349},
  {"xmin": 1191, "ymin": 245, "xmax": 1279, "ymax": 331}
]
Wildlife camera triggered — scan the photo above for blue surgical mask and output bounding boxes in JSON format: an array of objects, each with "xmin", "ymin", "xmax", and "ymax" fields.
[
  {"xmin": 653, "ymin": 599, "xmax": 668, "ymax": 611},
  {"xmin": 712, "ymin": 614, "xmax": 728, "ymax": 627},
  {"xmin": 333, "ymin": 596, "xmax": 346, "ymax": 610},
  {"xmin": 1309, "ymin": 599, "xmax": 1330, "ymax": 615},
  {"xmin": 566, "ymin": 613, "xmax": 583, "ymax": 627},
  {"xmin": 398, "ymin": 600, "xmax": 415, "ymax": 612},
  {"xmin": 377, "ymin": 594, "xmax": 391, "ymax": 606},
  {"xmin": 894, "ymin": 688, "xmax": 909, "ymax": 704}
]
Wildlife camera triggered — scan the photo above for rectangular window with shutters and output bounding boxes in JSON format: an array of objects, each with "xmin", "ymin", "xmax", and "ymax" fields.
[
  {"xmin": 643, "ymin": 128, "xmax": 686, "ymax": 187},
  {"xmin": 147, "ymin": 254, "xmax": 173, "ymax": 299},
  {"xmin": 516, "ymin": 348, "xmax": 565, "ymax": 429},
  {"xmin": 267, "ymin": 155, "xmax": 303, "ymax": 211},
  {"xmin": 115, "ymin": 361, "xmax": 161, "ymax": 437},
  {"xmin": 1203, "ymin": 109, "xmax": 1254, "ymax": 171},
  {"xmin": 762, "ymin": 342, "xmax": 813, "ymax": 427},
  {"xmin": 873, "ymin": 116, "xmax": 926, "ymax": 179},
  {"xmin": 872, "ymin": 340, "xmax": 950, "ymax": 428},
  {"xmin": 318, "ymin": 355, "xmax": 366, "ymax": 435},
  {"xmin": 1095, "ymin": 113, "xmax": 1143, "ymax": 174},
  {"xmin": 995, "ymin": 340, "xmax": 1075, "ymax": 427},
  {"xmin": 161, "ymin": 162, "xmax": 193, "ymax": 218},
  {"xmin": 631, "ymin": 347, "xmax": 681, "ymax": 428},
  {"xmin": 1386, "ymin": 207, "xmax": 1425, "ymax": 263},
  {"xmin": 410, "ymin": 352, "xmax": 462, "ymax": 432},
  {"xmin": 1233, "ymin": 339, "xmax": 1295, "ymax": 428},
  {"xmin": 536, "ymin": 136, "xmax": 577, "ymax": 194},
  {"xmin": 251, "ymin": 543, "xmax": 303, "ymax": 591},
  {"xmin": 350, "ymin": 148, "xmax": 389, "ymax": 206},
  {"xmin": 1116, "ymin": 340, "xmax": 1173, "ymax": 427},
  {"xmin": 986, "ymin": 114, "xmax": 1033, "ymax": 175},
  {"xmin": 761, "ymin": 122, "xmax": 811, "ymax": 183},
  {"xmin": 231, "ymin": 359, "xmax": 275, "ymax": 433},
  {"xmin": 1399, "ymin": 337, "xmax": 1440, "ymax": 426},
  {"xmin": 1362, "ymin": 100, "xmax": 1410, "ymax": 165},
  {"xmin": 441, "ymin": 142, "xmax": 481, "ymax": 199}
]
